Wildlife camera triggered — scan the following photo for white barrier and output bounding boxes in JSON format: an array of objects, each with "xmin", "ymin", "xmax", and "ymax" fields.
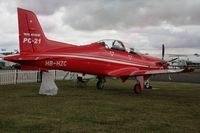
[
  {"xmin": 17, "ymin": 70, "xmax": 38, "ymax": 83},
  {"xmin": 0, "ymin": 70, "xmax": 80, "ymax": 85},
  {"xmin": 0, "ymin": 70, "xmax": 17, "ymax": 85}
]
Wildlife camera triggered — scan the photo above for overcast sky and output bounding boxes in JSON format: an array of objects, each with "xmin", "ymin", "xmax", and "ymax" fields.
[{"xmin": 0, "ymin": 0, "xmax": 200, "ymax": 55}]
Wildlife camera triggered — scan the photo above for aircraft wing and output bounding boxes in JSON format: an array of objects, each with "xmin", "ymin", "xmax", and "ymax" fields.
[
  {"xmin": 141, "ymin": 68, "xmax": 194, "ymax": 75},
  {"xmin": 106, "ymin": 67, "xmax": 194, "ymax": 77}
]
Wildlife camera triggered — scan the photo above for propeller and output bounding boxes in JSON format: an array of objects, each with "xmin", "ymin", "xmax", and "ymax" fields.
[{"xmin": 161, "ymin": 44, "xmax": 178, "ymax": 65}]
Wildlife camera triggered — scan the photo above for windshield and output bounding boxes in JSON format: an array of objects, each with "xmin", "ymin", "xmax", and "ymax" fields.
[
  {"xmin": 97, "ymin": 39, "xmax": 142, "ymax": 54},
  {"xmin": 123, "ymin": 42, "xmax": 142, "ymax": 54}
]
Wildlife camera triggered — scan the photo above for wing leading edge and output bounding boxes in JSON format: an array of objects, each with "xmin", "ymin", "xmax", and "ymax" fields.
[{"xmin": 106, "ymin": 67, "xmax": 194, "ymax": 77}]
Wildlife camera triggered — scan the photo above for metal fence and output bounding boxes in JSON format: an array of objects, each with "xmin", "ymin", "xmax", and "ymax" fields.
[{"xmin": 0, "ymin": 70, "xmax": 78, "ymax": 85}]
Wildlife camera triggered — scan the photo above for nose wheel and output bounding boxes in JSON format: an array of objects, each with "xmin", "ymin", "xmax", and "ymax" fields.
[
  {"xmin": 96, "ymin": 78, "xmax": 106, "ymax": 90},
  {"xmin": 144, "ymin": 80, "xmax": 152, "ymax": 89}
]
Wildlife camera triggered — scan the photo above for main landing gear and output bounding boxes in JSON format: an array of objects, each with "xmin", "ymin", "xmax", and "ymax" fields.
[
  {"xmin": 96, "ymin": 77, "xmax": 106, "ymax": 90},
  {"xmin": 95, "ymin": 75, "xmax": 152, "ymax": 94},
  {"xmin": 133, "ymin": 76, "xmax": 152, "ymax": 94},
  {"xmin": 134, "ymin": 84, "xmax": 141, "ymax": 94}
]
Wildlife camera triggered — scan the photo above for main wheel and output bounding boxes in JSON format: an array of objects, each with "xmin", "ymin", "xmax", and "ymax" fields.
[
  {"xmin": 134, "ymin": 84, "xmax": 141, "ymax": 94},
  {"xmin": 97, "ymin": 80, "xmax": 104, "ymax": 90}
]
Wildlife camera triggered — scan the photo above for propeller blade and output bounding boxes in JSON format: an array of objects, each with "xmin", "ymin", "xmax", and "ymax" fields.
[
  {"xmin": 167, "ymin": 57, "xmax": 178, "ymax": 63},
  {"xmin": 162, "ymin": 44, "xmax": 165, "ymax": 60}
]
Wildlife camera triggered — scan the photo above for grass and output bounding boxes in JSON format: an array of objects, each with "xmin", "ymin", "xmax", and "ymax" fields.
[{"xmin": 0, "ymin": 79, "xmax": 199, "ymax": 133}]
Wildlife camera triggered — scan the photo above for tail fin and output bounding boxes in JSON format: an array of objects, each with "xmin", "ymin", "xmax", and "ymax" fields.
[{"xmin": 18, "ymin": 8, "xmax": 47, "ymax": 54}]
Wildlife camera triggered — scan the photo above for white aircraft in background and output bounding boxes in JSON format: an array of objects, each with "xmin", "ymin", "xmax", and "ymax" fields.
[
  {"xmin": 0, "ymin": 49, "xmax": 19, "ymax": 56},
  {"xmin": 150, "ymin": 53, "xmax": 200, "ymax": 69},
  {"xmin": 0, "ymin": 49, "xmax": 18, "ymax": 69}
]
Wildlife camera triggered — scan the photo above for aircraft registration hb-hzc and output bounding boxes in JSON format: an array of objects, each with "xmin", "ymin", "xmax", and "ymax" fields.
[{"xmin": 4, "ymin": 8, "xmax": 194, "ymax": 94}]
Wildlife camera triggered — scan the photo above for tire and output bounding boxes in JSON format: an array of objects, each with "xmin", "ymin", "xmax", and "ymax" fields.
[
  {"xmin": 145, "ymin": 84, "xmax": 152, "ymax": 89},
  {"xmin": 97, "ymin": 81, "xmax": 104, "ymax": 90},
  {"xmin": 134, "ymin": 84, "xmax": 141, "ymax": 94},
  {"xmin": 146, "ymin": 86, "xmax": 152, "ymax": 89}
]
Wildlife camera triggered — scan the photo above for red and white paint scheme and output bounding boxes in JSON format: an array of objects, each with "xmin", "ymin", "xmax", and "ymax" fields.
[{"xmin": 4, "ymin": 8, "xmax": 194, "ymax": 94}]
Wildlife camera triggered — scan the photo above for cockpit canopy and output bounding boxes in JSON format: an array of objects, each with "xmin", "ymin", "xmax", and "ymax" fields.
[{"xmin": 97, "ymin": 39, "xmax": 141, "ymax": 54}]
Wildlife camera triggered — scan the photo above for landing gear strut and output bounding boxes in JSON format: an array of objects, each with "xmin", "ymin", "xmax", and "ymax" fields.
[{"xmin": 96, "ymin": 78, "xmax": 106, "ymax": 90}]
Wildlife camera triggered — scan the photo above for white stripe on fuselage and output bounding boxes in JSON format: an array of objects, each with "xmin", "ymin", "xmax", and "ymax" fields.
[{"xmin": 38, "ymin": 54, "xmax": 150, "ymax": 68}]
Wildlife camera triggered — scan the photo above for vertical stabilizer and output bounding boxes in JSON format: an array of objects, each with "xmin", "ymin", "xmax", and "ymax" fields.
[{"xmin": 18, "ymin": 8, "xmax": 47, "ymax": 54}]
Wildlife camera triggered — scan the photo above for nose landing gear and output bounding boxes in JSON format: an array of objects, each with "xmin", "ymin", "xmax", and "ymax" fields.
[{"xmin": 144, "ymin": 80, "xmax": 152, "ymax": 89}]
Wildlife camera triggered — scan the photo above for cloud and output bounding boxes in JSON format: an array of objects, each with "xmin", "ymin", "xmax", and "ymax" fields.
[
  {"xmin": 17, "ymin": 0, "xmax": 67, "ymax": 15},
  {"xmin": 0, "ymin": 0, "xmax": 199, "ymax": 54},
  {"xmin": 17, "ymin": 0, "xmax": 200, "ymax": 30},
  {"xmin": 0, "ymin": 0, "xmax": 18, "ymax": 50},
  {"xmin": 135, "ymin": 23, "xmax": 200, "ymax": 49},
  {"xmin": 61, "ymin": 0, "xmax": 200, "ymax": 31}
]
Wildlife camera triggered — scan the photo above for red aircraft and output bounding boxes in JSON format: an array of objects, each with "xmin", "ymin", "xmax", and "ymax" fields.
[{"xmin": 4, "ymin": 8, "xmax": 193, "ymax": 94}]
